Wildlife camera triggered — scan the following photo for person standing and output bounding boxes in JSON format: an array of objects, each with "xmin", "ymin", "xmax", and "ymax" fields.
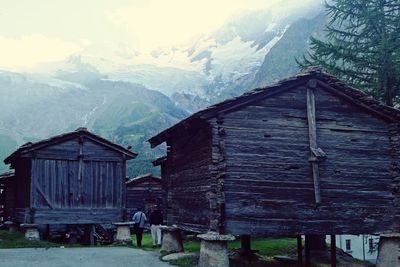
[
  {"xmin": 132, "ymin": 208, "xmax": 147, "ymax": 248},
  {"xmin": 149, "ymin": 206, "xmax": 163, "ymax": 247}
]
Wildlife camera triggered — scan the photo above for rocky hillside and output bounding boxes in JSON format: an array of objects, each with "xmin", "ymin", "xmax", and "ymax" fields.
[
  {"xmin": 0, "ymin": 70, "xmax": 187, "ymax": 176},
  {"xmin": 251, "ymin": 13, "xmax": 326, "ymax": 89}
]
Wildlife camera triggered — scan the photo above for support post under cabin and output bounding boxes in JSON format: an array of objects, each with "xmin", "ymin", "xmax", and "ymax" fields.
[
  {"xmin": 330, "ymin": 235, "xmax": 336, "ymax": 267},
  {"xmin": 297, "ymin": 235, "xmax": 303, "ymax": 265}
]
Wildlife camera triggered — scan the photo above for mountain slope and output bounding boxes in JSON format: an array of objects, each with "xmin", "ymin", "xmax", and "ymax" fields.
[
  {"xmin": 0, "ymin": 5, "xmax": 327, "ymax": 176},
  {"xmin": 251, "ymin": 13, "xmax": 326, "ymax": 88},
  {"xmin": 0, "ymin": 71, "xmax": 187, "ymax": 176}
]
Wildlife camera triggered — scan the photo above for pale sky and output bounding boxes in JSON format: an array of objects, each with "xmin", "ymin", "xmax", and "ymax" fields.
[{"xmin": 0, "ymin": 0, "xmax": 321, "ymax": 69}]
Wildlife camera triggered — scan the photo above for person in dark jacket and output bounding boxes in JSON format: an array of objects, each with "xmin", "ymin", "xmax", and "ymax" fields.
[
  {"xmin": 132, "ymin": 207, "xmax": 147, "ymax": 247},
  {"xmin": 149, "ymin": 206, "xmax": 163, "ymax": 247}
]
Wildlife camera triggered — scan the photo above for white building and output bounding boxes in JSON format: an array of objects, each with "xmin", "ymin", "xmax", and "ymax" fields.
[{"xmin": 326, "ymin": 235, "xmax": 380, "ymax": 263}]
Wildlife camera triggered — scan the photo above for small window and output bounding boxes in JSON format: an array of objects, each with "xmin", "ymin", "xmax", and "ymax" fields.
[
  {"xmin": 369, "ymin": 238, "xmax": 374, "ymax": 251},
  {"xmin": 345, "ymin": 239, "xmax": 351, "ymax": 251}
]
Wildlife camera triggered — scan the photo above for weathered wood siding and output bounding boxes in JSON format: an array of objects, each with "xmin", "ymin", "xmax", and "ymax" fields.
[
  {"xmin": 31, "ymin": 159, "xmax": 123, "ymax": 209},
  {"xmin": 35, "ymin": 139, "xmax": 122, "ymax": 161},
  {"xmin": 222, "ymin": 86, "xmax": 395, "ymax": 236},
  {"xmin": 33, "ymin": 208, "xmax": 123, "ymax": 224},
  {"xmin": 164, "ymin": 121, "xmax": 213, "ymax": 232},
  {"xmin": 388, "ymin": 123, "xmax": 400, "ymax": 230},
  {"xmin": 126, "ymin": 180, "xmax": 162, "ymax": 217},
  {"xmin": 28, "ymin": 138, "xmax": 126, "ymax": 224}
]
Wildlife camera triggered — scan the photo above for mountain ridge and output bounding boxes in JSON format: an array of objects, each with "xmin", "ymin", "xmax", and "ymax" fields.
[{"xmin": 0, "ymin": 6, "xmax": 325, "ymax": 176}]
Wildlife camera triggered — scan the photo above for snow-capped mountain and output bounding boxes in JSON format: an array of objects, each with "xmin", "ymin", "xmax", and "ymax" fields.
[
  {"xmin": 28, "ymin": 6, "xmax": 321, "ymax": 101},
  {"xmin": 0, "ymin": 5, "xmax": 324, "ymax": 176}
]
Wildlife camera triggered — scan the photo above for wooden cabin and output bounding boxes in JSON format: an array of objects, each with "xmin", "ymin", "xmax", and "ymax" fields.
[
  {"xmin": 3, "ymin": 127, "xmax": 137, "ymax": 226},
  {"xmin": 125, "ymin": 173, "xmax": 162, "ymax": 217},
  {"xmin": 149, "ymin": 69, "xmax": 400, "ymax": 237}
]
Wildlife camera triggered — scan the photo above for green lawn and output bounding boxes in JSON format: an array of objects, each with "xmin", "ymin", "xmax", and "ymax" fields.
[
  {"xmin": 0, "ymin": 230, "xmax": 59, "ymax": 249},
  {"xmin": 230, "ymin": 237, "xmax": 297, "ymax": 257},
  {"xmin": 131, "ymin": 232, "xmax": 296, "ymax": 256},
  {"xmin": 131, "ymin": 233, "xmax": 298, "ymax": 267},
  {"xmin": 130, "ymin": 232, "xmax": 156, "ymax": 250}
]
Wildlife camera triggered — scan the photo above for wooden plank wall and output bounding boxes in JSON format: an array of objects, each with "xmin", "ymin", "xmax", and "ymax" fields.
[
  {"xmin": 35, "ymin": 139, "xmax": 122, "ymax": 161},
  {"xmin": 388, "ymin": 122, "xmax": 400, "ymax": 230},
  {"xmin": 32, "ymin": 159, "xmax": 123, "ymax": 209},
  {"xmin": 222, "ymin": 86, "xmax": 396, "ymax": 236},
  {"xmin": 315, "ymin": 89, "xmax": 393, "ymax": 233},
  {"xmin": 0, "ymin": 180, "xmax": 4, "ymax": 225},
  {"xmin": 28, "ymin": 137, "xmax": 126, "ymax": 224},
  {"xmin": 13, "ymin": 208, "xmax": 30, "ymax": 223},
  {"xmin": 33, "ymin": 208, "xmax": 123, "ymax": 224},
  {"xmin": 126, "ymin": 180, "xmax": 162, "ymax": 218},
  {"xmin": 164, "ymin": 121, "xmax": 213, "ymax": 233}
]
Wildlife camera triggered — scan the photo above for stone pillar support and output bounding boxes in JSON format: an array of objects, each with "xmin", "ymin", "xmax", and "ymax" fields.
[
  {"xmin": 376, "ymin": 233, "xmax": 400, "ymax": 267},
  {"xmin": 20, "ymin": 223, "xmax": 40, "ymax": 241},
  {"xmin": 112, "ymin": 222, "xmax": 134, "ymax": 245},
  {"xmin": 160, "ymin": 226, "xmax": 184, "ymax": 253},
  {"xmin": 198, "ymin": 232, "xmax": 235, "ymax": 267},
  {"xmin": 4, "ymin": 221, "xmax": 17, "ymax": 233}
]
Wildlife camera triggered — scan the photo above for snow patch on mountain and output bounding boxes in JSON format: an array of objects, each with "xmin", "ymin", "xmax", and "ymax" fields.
[{"xmin": 208, "ymin": 25, "xmax": 288, "ymax": 85}]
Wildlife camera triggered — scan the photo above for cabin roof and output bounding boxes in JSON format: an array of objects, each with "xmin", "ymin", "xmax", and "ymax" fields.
[
  {"xmin": 125, "ymin": 173, "xmax": 161, "ymax": 187},
  {"xmin": 0, "ymin": 169, "xmax": 15, "ymax": 180},
  {"xmin": 148, "ymin": 68, "xmax": 400, "ymax": 148},
  {"xmin": 152, "ymin": 156, "xmax": 167, "ymax": 166},
  {"xmin": 4, "ymin": 127, "xmax": 137, "ymax": 164}
]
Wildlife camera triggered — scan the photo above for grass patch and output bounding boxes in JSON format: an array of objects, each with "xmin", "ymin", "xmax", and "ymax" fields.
[
  {"xmin": 130, "ymin": 231, "xmax": 159, "ymax": 251},
  {"xmin": 229, "ymin": 237, "xmax": 297, "ymax": 256},
  {"xmin": 157, "ymin": 234, "xmax": 296, "ymax": 256},
  {"xmin": 147, "ymin": 232, "xmax": 297, "ymax": 267},
  {"xmin": 0, "ymin": 230, "xmax": 59, "ymax": 249}
]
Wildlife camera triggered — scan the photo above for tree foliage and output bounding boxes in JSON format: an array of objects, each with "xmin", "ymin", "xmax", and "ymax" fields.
[{"xmin": 299, "ymin": 0, "xmax": 400, "ymax": 106}]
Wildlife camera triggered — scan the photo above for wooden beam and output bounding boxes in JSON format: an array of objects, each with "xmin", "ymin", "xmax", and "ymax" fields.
[
  {"xmin": 36, "ymin": 184, "xmax": 53, "ymax": 209},
  {"xmin": 330, "ymin": 235, "xmax": 336, "ymax": 267},
  {"xmin": 77, "ymin": 136, "xmax": 84, "ymax": 204},
  {"xmin": 240, "ymin": 235, "xmax": 252, "ymax": 255},
  {"xmin": 306, "ymin": 85, "xmax": 322, "ymax": 205},
  {"xmin": 90, "ymin": 224, "xmax": 95, "ymax": 246},
  {"xmin": 297, "ymin": 235, "xmax": 303, "ymax": 266},
  {"xmin": 305, "ymin": 235, "xmax": 311, "ymax": 267}
]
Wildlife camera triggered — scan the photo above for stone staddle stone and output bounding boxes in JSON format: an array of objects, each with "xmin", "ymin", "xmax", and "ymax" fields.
[
  {"xmin": 4, "ymin": 221, "xmax": 17, "ymax": 233},
  {"xmin": 376, "ymin": 233, "xmax": 400, "ymax": 267},
  {"xmin": 198, "ymin": 232, "xmax": 235, "ymax": 267},
  {"xmin": 20, "ymin": 224, "xmax": 40, "ymax": 241},
  {"xmin": 160, "ymin": 226, "xmax": 184, "ymax": 253},
  {"xmin": 112, "ymin": 222, "xmax": 134, "ymax": 244}
]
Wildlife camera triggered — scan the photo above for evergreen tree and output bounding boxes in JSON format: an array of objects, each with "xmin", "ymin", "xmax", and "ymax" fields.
[{"xmin": 299, "ymin": 0, "xmax": 400, "ymax": 106}]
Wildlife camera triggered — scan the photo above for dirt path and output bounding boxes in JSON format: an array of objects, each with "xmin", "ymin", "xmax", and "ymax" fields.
[{"xmin": 0, "ymin": 247, "xmax": 171, "ymax": 267}]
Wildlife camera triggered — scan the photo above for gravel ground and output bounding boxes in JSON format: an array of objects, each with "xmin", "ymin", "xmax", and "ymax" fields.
[{"xmin": 0, "ymin": 247, "xmax": 171, "ymax": 267}]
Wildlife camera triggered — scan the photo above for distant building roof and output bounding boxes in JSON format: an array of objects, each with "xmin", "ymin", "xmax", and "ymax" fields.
[
  {"xmin": 4, "ymin": 127, "xmax": 137, "ymax": 164},
  {"xmin": 0, "ymin": 169, "xmax": 15, "ymax": 180},
  {"xmin": 125, "ymin": 173, "xmax": 161, "ymax": 187},
  {"xmin": 152, "ymin": 156, "xmax": 167, "ymax": 166}
]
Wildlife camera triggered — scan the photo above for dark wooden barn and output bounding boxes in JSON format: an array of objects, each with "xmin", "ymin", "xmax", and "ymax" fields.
[
  {"xmin": 3, "ymin": 127, "xmax": 137, "ymax": 226},
  {"xmin": 149, "ymin": 69, "xmax": 400, "ymax": 237},
  {"xmin": 125, "ymin": 173, "xmax": 162, "ymax": 217}
]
